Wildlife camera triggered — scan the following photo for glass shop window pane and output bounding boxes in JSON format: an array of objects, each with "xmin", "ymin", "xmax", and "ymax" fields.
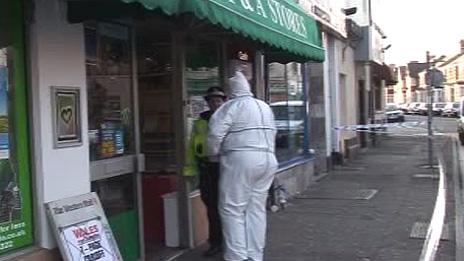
[
  {"xmin": 268, "ymin": 62, "xmax": 306, "ymax": 162},
  {"xmin": 185, "ymin": 41, "xmax": 221, "ymax": 133},
  {"xmin": 85, "ymin": 23, "xmax": 135, "ymax": 161},
  {"xmin": 137, "ymin": 31, "xmax": 176, "ymax": 173},
  {"xmin": 0, "ymin": 42, "xmax": 34, "ymax": 253}
]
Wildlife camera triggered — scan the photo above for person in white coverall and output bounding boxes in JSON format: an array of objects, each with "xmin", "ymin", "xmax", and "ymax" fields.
[{"xmin": 207, "ymin": 71, "xmax": 278, "ymax": 261}]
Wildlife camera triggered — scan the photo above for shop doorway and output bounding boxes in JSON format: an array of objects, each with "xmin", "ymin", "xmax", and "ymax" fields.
[
  {"xmin": 84, "ymin": 17, "xmax": 233, "ymax": 260},
  {"xmin": 136, "ymin": 25, "xmax": 181, "ymax": 259},
  {"xmin": 85, "ymin": 19, "xmax": 185, "ymax": 260},
  {"xmin": 136, "ymin": 24, "xmax": 227, "ymax": 259}
]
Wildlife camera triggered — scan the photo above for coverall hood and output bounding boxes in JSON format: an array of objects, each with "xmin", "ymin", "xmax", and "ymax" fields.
[{"xmin": 228, "ymin": 71, "xmax": 253, "ymax": 99}]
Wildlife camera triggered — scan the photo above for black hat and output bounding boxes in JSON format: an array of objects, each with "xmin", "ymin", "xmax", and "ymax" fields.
[{"xmin": 204, "ymin": 87, "xmax": 226, "ymax": 101}]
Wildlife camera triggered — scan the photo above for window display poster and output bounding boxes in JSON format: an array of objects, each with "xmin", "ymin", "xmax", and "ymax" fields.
[
  {"xmin": 0, "ymin": 48, "xmax": 34, "ymax": 255},
  {"xmin": 99, "ymin": 122, "xmax": 124, "ymax": 159},
  {"xmin": 46, "ymin": 192, "xmax": 122, "ymax": 261},
  {"xmin": 0, "ymin": 66, "xmax": 9, "ymax": 159}
]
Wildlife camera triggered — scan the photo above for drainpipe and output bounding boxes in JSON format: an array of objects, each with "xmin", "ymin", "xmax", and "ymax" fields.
[
  {"xmin": 368, "ymin": 0, "xmax": 373, "ymax": 26},
  {"xmin": 322, "ymin": 32, "xmax": 332, "ymax": 162},
  {"xmin": 302, "ymin": 63, "xmax": 310, "ymax": 153}
]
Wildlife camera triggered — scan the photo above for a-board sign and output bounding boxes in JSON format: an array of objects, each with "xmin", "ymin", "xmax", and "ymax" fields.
[{"xmin": 45, "ymin": 192, "xmax": 122, "ymax": 261}]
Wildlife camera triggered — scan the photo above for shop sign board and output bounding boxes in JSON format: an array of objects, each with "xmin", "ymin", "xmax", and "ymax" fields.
[
  {"xmin": 299, "ymin": 0, "xmax": 347, "ymax": 36},
  {"xmin": 46, "ymin": 193, "xmax": 122, "ymax": 261},
  {"xmin": 213, "ymin": 0, "xmax": 311, "ymax": 39}
]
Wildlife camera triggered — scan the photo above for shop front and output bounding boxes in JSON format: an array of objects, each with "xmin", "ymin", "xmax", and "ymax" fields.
[{"xmin": 7, "ymin": 0, "xmax": 324, "ymax": 260}]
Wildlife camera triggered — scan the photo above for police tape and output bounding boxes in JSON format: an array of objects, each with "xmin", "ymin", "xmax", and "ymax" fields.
[
  {"xmin": 339, "ymin": 128, "xmax": 445, "ymax": 137},
  {"xmin": 333, "ymin": 121, "xmax": 445, "ymax": 137},
  {"xmin": 333, "ymin": 121, "xmax": 426, "ymax": 131}
]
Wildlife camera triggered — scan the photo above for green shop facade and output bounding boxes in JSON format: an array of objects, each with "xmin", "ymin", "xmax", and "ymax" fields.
[{"xmin": 0, "ymin": 0, "xmax": 324, "ymax": 260}]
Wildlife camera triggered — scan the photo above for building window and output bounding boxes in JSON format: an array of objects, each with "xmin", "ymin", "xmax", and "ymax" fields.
[
  {"xmin": 386, "ymin": 88, "xmax": 394, "ymax": 103},
  {"xmin": 267, "ymin": 62, "xmax": 307, "ymax": 162}
]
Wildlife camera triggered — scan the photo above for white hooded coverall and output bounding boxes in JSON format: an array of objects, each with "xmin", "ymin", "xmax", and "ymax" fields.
[{"xmin": 207, "ymin": 71, "xmax": 278, "ymax": 261}]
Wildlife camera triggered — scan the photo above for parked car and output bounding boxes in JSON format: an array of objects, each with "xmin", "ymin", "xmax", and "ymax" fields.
[
  {"xmin": 415, "ymin": 102, "xmax": 428, "ymax": 115},
  {"xmin": 406, "ymin": 102, "xmax": 421, "ymax": 114},
  {"xmin": 270, "ymin": 101, "xmax": 305, "ymax": 148},
  {"xmin": 458, "ymin": 97, "xmax": 464, "ymax": 145},
  {"xmin": 442, "ymin": 102, "xmax": 459, "ymax": 117},
  {"xmin": 384, "ymin": 103, "xmax": 405, "ymax": 122},
  {"xmin": 411, "ymin": 102, "xmax": 427, "ymax": 115},
  {"xmin": 432, "ymin": 102, "xmax": 446, "ymax": 116},
  {"xmin": 399, "ymin": 103, "xmax": 409, "ymax": 113}
]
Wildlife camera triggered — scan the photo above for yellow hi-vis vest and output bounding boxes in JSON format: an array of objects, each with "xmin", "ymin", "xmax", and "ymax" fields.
[{"xmin": 183, "ymin": 117, "xmax": 209, "ymax": 177}]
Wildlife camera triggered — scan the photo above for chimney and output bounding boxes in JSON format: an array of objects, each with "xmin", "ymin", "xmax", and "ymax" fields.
[{"xmin": 461, "ymin": 40, "xmax": 464, "ymax": 53}]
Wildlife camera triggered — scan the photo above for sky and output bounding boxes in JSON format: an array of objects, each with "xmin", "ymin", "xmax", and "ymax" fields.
[{"xmin": 373, "ymin": 0, "xmax": 464, "ymax": 66}]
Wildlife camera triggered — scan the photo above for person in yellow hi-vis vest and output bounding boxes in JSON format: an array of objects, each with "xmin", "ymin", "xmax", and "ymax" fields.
[{"xmin": 184, "ymin": 87, "xmax": 226, "ymax": 257}]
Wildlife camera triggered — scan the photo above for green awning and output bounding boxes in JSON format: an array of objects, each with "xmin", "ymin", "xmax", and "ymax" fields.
[{"xmin": 122, "ymin": 0, "xmax": 325, "ymax": 62}]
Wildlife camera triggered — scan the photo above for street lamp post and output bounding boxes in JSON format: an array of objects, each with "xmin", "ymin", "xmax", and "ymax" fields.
[{"xmin": 426, "ymin": 51, "xmax": 434, "ymax": 171}]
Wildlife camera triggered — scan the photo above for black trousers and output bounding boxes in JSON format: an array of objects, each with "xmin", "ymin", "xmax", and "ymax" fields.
[{"xmin": 198, "ymin": 161, "xmax": 222, "ymax": 247}]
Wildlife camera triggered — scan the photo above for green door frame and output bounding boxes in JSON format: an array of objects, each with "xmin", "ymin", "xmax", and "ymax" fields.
[{"xmin": 0, "ymin": 0, "xmax": 34, "ymax": 255}]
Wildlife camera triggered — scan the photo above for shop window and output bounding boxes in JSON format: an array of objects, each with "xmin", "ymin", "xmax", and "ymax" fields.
[
  {"xmin": 267, "ymin": 62, "xmax": 307, "ymax": 162},
  {"xmin": 85, "ymin": 22, "xmax": 140, "ymax": 261},
  {"xmin": 86, "ymin": 23, "xmax": 135, "ymax": 161},
  {"xmin": 0, "ymin": 2, "xmax": 34, "ymax": 253}
]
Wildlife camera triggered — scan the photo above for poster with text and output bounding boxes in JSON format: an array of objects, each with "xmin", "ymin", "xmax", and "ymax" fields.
[
  {"xmin": 61, "ymin": 219, "xmax": 118, "ymax": 261},
  {"xmin": 46, "ymin": 192, "xmax": 122, "ymax": 261},
  {"xmin": 0, "ymin": 46, "xmax": 33, "ymax": 255}
]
